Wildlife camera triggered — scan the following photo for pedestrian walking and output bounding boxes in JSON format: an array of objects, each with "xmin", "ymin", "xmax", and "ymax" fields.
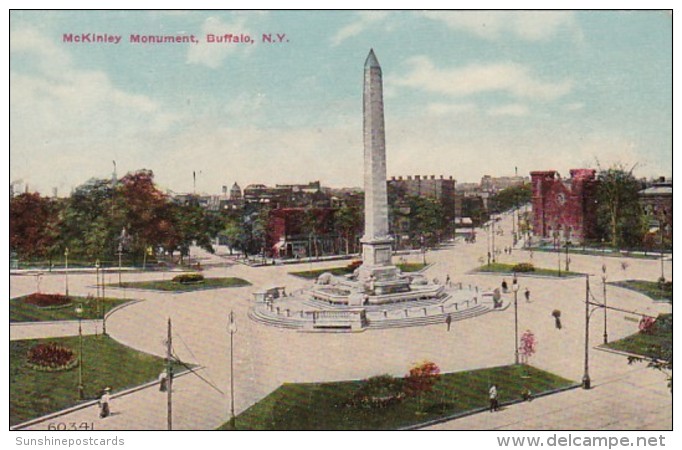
[
  {"xmin": 501, "ymin": 279, "xmax": 508, "ymax": 292},
  {"xmin": 489, "ymin": 384, "xmax": 499, "ymax": 412},
  {"xmin": 445, "ymin": 274, "xmax": 451, "ymax": 287},
  {"xmin": 159, "ymin": 371, "xmax": 168, "ymax": 392},
  {"xmin": 99, "ymin": 387, "xmax": 111, "ymax": 418},
  {"xmin": 446, "ymin": 314, "xmax": 452, "ymax": 331},
  {"xmin": 524, "ymin": 288, "xmax": 531, "ymax": 302}
]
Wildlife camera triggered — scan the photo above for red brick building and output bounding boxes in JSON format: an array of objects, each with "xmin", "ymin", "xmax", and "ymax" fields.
[{"xmin": 530, "ymin": 169, "xmax": 598, "ymax": 243}]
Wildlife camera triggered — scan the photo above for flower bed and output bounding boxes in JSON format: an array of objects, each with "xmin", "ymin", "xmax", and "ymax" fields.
[
  {"xmin": 171, "ymin": 273, "xmax": 205, "ymax": 284},
  {"xmin": 23, "ymin": 293, "xmax": 72, "ymax": 309},
  {"xmin": 26, "ymin": 342, "xmax": 78, "ymax": 372}
]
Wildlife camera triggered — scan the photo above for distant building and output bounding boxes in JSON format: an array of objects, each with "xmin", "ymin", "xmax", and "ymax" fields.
[
  {"xmin": 480, "ymin": 174, "xmax": 528, "ymax": 193},
  {"xmin": 229, "ymin": 182, "xmax": 242, "ymax": 200},
  {"xmin": 639, "ymin": 177, "xmax": 672, "ymax": 243},
  {"xmin": 387, "ymin": 175, "xmax": 457, "ymax": 241},
  {"xmin": 530, "ymin": 169, "xmax": 598, "ymax": 243}
]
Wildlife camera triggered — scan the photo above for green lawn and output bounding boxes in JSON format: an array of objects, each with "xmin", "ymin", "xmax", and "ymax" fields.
[
  {"xmin": 530, "ymin": 247, "xmax": 665, "ymax": 260},
  {"xmin": 110, "ymin": 277, "xmax": 251, "ymax": 292},
  {"xmin": 604, "ymin": 314, "xmax": 672, "ymax": 357},
  {"xmin": 10, "ymin": 295, "xmax": 130, "ymax": 323},
  {"xmin": 217, "ymin": 365, "xmax": 574, "ymax": 430},
  {"xmin": 475, "ymin": 263, "xmax": 582, "ymax": 277},
  {"xmin": 609, "ymin": 280, "xmax": 672, "ymax": 302},
  {"xmin": 290, "ymin": 263, "xmax": 427, "ymax": 280},
  {"xmin": 10, "ymin": 335, "xmax": 184, "ymax": 426}
]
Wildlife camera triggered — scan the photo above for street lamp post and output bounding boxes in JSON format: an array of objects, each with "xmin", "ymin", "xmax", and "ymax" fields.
[
  {"xmin": 117, "ymin": 243, "xmax": 123, "ymax": 287},
  {"xmin": 602, "ymin": 264, "xmax": 608, "ymax": 344},
  {"xmin": 75, "ymin": 304, "xmax": 84, "ymax": 399},
  {"xmin": 228, "ymin": 311, "xmax": 237, "ymax": 429},
  {"xmin": 582, "ymin": 275, "xmax": 591, "ymax": 389},
  {"xmin": 491, "ymin": 216, "xmax": 496, "ymax": 263},
  {"xmin": 512, "ymin": 274, "xmax": 520, "ymax": 365},
  {"xmin": 582, "ymin": 274, "xmax": 607, "ymax": 390},
  {"xmin": 64, "ymin": 247, "xmax": 69, "ymax": 297},
  {"xmin": 95, "ymin": 260, "xmax": 101, "ymax": 335}
]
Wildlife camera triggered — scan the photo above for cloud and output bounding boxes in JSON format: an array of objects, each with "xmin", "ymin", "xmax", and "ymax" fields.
[
  {"xmin": 563, "ymin": 102, "xmax": 585, "ymax": 111},
  {"xmin": 420, "ymin": 11, "xmax": 580, "ymax": 42},
  {"xmin": 331, "ymin": 11, "xmax": 390, "ymax": 45},
  {"xmin": 426, "ymin": 102, "xmax": 477, "ymax": 116},
  {"xmin": 487, "ymin": 104, "xmax": 529, "ymax": 117},
  {"xmin": 186, "ymin": 15, "xmax": 256, "ymax": 68},
  {"xmin": 393, "ymin": 56, "xmax": 572, "ymax": 101},
  {"xmin": 10, "ymin": 27, "xmax": 179, "ymax": 193}
]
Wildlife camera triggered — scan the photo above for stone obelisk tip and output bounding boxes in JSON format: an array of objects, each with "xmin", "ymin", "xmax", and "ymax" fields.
[{"xmin": 365, "ymin": 49, "xmax": 380, "ymax": 69}]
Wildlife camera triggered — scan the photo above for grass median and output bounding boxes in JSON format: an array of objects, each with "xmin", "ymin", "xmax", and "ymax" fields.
[
  {"xmin": 110, "ymin": 277, "xmax": 251, "ymax": 292},
  {"xmin": 217, "ymin": 364, "xmax": 574, "ymax": 430},
  {"xmin": 475, "ymin": 263, "xmax": 582, "ymax": 277},
  {"xmin": 10, "ymin": 295, "xmax": 130, "ymax": 323},
  {"xmin": 10, "ymin": 335, "xmax": 184, "ymax": 426}
]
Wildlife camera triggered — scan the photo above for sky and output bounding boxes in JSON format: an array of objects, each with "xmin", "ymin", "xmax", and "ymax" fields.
[{"xmin": 9, "ymin": 10, "xmax": 673, "ymax": 195}]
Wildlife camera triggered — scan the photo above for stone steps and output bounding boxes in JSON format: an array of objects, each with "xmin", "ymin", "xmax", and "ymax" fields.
[{"xmin": 248, "ymin": 300, "xmax": 506, "ymax": 331}]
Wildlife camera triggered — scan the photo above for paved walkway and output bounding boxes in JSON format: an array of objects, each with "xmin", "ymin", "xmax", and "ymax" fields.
[{"xmin": 10, "ymin": 212, "xmax": 672, "ymax": 430}]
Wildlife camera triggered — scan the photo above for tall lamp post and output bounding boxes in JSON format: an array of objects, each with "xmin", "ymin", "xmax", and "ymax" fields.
[
  {"xmin": 602, "ymin": 264, "xmax": 608, "ymax": 344},
  {"xmin": 117, "ymin": 243, "xmax": 123, "ymax": 287},
  {"xmin": 95, "ymin": 259, "xmax": 101, "ymax": 336},
  {"xmin": 582, "ymin": 274, "xmax": 608, "ymax": 390},
  {"xmin": 491, "ymin": 215, "xmax": 496, "ymax": 263},
  {"xmin": 512, "ymin": 274, "xmax": 520, "ymax": 364},
  {"xmin": 64, "ymin": 247, "xmax": 70, "ymax": 297},
  {"xmin": 75, "ymin": 304, "xmax": 84, "ymax": 399},
  {"xmin": 228, "ymin": 311, "xmax": 237, "ymax": 429}
]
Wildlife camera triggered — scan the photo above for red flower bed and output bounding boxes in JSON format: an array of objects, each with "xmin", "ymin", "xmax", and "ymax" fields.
[
  {"xmin": 27, "ymin": 342, "xmax": 77, "ymax": 371},
  {"xmin": 23, "ymin": 293, "xmax": 71, "ymax": 308}
]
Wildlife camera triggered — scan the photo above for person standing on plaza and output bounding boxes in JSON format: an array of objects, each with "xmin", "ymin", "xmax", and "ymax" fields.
[
  {"xmin": 446, "ymin": 314, "xmax": 452, "ymax": 331},
  {"xmin": 524, "ymin": 287, "xmax": 531, "ymax": 302},
  {"xmin": 489, "ymin": 384, "xmax": 499, "ymax": 412},
  {"xmin": 99, "ymin": 387, "xmax": 111, "ymax": 418}
]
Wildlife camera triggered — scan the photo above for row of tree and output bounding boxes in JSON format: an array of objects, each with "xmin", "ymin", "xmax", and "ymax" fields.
[{"xmin": 10, "ymin": 170, "xmax": 221, "ymax": 265}]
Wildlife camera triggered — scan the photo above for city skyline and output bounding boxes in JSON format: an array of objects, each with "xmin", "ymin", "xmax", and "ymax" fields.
[{"xmin": 10, "ymin": 11, "xmax": 672, "ymax": 195}]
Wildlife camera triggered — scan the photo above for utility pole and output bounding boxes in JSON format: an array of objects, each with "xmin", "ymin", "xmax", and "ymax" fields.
[
  {"xmin": 582, "ymin": 275, "xmax": 591, "ymax": 389},
  {"xmin": 166, "ymin": 318, "xmax": 173, "ymax": 430}
]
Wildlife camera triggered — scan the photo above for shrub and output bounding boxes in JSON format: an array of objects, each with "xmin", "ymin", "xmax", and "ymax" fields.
[
  {"xmin": 348, "ymin": 375, "xmax": 405, "ymax": 409},
  {"xmin": 512, "ymin": 263, "xmax": 535, "ymax": 273},
  {"xmin": 27, "ymin": 342, "xmax": 77, "ymax": 371},
  {"xmin": 23, "ymin": 293, "xmax": 71, "ymax": 308},
  {"xmin": 172, "ymin": 273, "xmax": 205, "ymax": 284},
  {"xmin": 638, "ymin": 316, "xmax": 656, "ymax": 334},
  {"xmin": 404, "ymin": 361, "xmax": 440, "ymax": 398}
]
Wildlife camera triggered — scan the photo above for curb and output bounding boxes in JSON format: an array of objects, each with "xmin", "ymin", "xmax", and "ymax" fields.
[
  {"xmin": 10, "ymin": 367, "xmax": 199, "ymax": 430},
  {"xmin": 594, "ymin": 345, "xmax": 657, "ymax": 361},
  {"xmin": 398, "ymin": 383, "xmax": 582, "ymax": 430}
]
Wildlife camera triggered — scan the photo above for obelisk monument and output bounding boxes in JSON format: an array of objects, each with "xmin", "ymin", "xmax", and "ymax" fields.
[{"xmin": 357, "ymin": 49, "xmax": 409, "ymax": 293}]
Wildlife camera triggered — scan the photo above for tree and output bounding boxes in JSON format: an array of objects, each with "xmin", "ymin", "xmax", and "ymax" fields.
[
  {"xmin": 519, "ymin": 330, "xmax": 537, "ymax": 365},
  {"xmin": 218, "ymin": 215, "xmax": 248, "ymax": 256},
  {"xmin": 333, "ymin": 203, "xmax": 363, "ymax": 254},
  {"xmin": 10, "ymin": 193, "xmax": 60, "ymax": 260},
  {"xmin": 407, "ymin": 196, "xmax": 444, "ymax": 247},
  {"xmin": 595, "ymin": 165, "xmax": 646, "ymax": 248},
  {"xmin": 404, "ymin": 361, "xmax": 440, "ymax": 411},
  {"xmin": 489, "ymin": 184, "xmax": 532, "ymax": 214}
]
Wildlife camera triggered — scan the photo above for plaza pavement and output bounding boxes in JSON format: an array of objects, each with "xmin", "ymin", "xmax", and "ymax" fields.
[{"xmin": 10, "ymin": 212, "xmax": 672, "ymax": 430}]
